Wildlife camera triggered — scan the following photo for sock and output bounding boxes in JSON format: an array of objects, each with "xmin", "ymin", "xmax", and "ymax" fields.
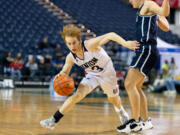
[
  {"xmin": 53, "ymin": 110, "xmax": 64, "ymax": 123},
  {"xmin": 114, "ymin": 106, "xmax": 129, "ymax": 124},
  {"xmin": 119, "ymin": 106, "xmax": 126, "ymax": 114},
  {"xmin": 114, "ymin": 106, "xmax": 126, "ymax": 114},
  {"xmin": 114, "ymin": 106, "xmax": 128, "ymax": 119}
]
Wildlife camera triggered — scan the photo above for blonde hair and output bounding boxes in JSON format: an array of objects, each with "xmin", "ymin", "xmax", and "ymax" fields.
[{"xmin": 60, "ymin": 25, "xmax": 81, "ymax": 43}]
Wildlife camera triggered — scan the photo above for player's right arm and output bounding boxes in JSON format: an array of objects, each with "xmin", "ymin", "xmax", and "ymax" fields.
[
  {"xmin": 146, "ymin": 0, "xmax": 170, "ymax": 16},
  {"xmin": 59, "ymin": 53, "xmax": 74, "ymax": 76}
]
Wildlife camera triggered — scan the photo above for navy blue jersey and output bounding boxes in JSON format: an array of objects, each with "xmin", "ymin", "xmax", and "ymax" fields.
[{"xmin": 136, "ymin": 4, "xmax": 158, "ymax": 46}]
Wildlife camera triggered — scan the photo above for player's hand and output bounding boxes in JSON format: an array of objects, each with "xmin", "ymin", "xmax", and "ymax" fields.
[
  {"xmin": 54, "ymin": 72, "xmax": 66, "ymax": 81},
  {"xmin": 125, "ymin": 40, "xmax": 140, "ymax": 50}
]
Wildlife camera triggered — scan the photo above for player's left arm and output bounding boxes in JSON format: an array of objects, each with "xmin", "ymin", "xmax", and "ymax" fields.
[
  {"xmin": 85, "ymin": 33, "xmax": 112, "ymax": 50},
  {"xmin": 158, "ymin": 15, "xmax": 169, "ymax": 32},
  {"xmin": 85, "ymin": 32, "xmax": 140, "ymax": 50}
]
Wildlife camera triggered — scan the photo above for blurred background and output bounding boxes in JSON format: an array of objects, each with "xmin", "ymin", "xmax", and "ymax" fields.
[{"xmin": 0, "ymin": 0, "xmax": 180, "ymax": 96}]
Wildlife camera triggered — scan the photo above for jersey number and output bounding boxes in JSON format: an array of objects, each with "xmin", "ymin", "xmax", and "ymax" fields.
[{"xmin": 91, "ymin": 66, "xmax": 103, "ymax": 72}]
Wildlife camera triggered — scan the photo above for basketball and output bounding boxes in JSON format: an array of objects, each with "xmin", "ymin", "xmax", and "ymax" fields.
[{"xmin": 53, "ymin": 74, "xmax": 74, "ymax": 96}]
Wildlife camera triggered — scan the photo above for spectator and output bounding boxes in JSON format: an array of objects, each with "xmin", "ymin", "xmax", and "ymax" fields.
[
  {"xmin": 0, "ymin": 46, "xmax": 6, "ymax": 75},
  {"xmin": 164, "ymin": 79, "xmax": 180, "ymax": 96},
  {"xmin": 164, "ymin": 57, "xmax": 179, "ymax": 96},
  {"xmin": 162, "ymin": 60, "xmax": 169, "ymax": 79},
  {"xmin": 168, "ymin": 57, "xmax": 176, "ymax": 79},
  {"xmin": 10, "ymin": 58, "xmax": 23, "ymax": 81},
  {"xmin": 44, "ymin": 53, "xmax": 53, "ymax": 76},
  {"xmin": 53, "ymin": 44, "xmax": 62, "ymax": 59},
  {"xmin": 32, "ymin": 44, "xmax": 39, "ymax": 52},
  {"xmin": 16, "ymin": 52, "xmax": 23, "ymax": 63},
  {"xmin": 38, "ymin": 58, "xmax": 47, "ymax": 81},
  {"xmin": 153, "ymin": 60, "xmax": 170, "ymax": 92},
  {"xmin": 38, "ymin": 37, "xmax": 55, "ymax": 50},
  {"xmin": 52, "ymin": 55, "xmax": 64, "ymax": 75},
  {"xmin": 3, "ymin": 52, "xmax": 14, "ymax": 75},
  {"xmin": 25, "ymin": 57, "xmax": 38, "ymax": 81}
]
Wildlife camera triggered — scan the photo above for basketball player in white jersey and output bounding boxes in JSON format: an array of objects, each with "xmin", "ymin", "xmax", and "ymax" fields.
[{"xmin": 40, "ymin": 25, "xmax": 140, "ymax": 130}]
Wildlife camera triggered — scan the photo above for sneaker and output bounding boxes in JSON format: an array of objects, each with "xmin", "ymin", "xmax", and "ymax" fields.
[
  {"xmin": 40, "ymin": 116, "xmax": 56, "ymax": 130},
  {"xmin": 163, "ymin": 90, "xmax": 176, "ymax": 97},
  {"xmin": 163, "ymin": 90, "xmax": 170, "ymax": 96},
  {"xmin": 141, "ymin": 117, "xmax": 153, "ymax": 131},
  {"xmin": 117, "ymin": 119, "xmax": 142, "ymax": 133},
  {"xmin": 169, "ymin": 90, "xmax": 177, "ymax": 96},
  {"xmin": 119, "ymin": 110, "xmax": 129, "ymax": 124}
]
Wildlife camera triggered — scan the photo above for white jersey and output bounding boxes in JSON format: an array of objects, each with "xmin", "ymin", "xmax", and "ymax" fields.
[{"xmin": 69, "ymin": 41, "xmax": 113, "ymax": 75}]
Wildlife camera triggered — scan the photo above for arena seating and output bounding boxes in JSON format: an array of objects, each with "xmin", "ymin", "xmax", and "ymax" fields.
[
  {"xmin": 1, "ymin": 0, "xmax": 179, "ymax": 58},
  {"xmin": 51, "ymin": 0, "xmax": 180, "ymax": 44},
  {"xmin": 0, "ymin": 0, "xmax": 180, "ymax": 80},
  {"xmin": 0, "ymin": 0, "xmax": 67, "ymax": 57}
]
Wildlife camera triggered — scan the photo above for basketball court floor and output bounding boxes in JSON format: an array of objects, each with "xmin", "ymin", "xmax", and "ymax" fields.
[{"xmin": 0, "ymin": 88, "xmax": 180, "ymax": 135}]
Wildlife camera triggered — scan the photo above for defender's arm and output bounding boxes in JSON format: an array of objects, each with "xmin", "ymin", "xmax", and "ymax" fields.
[
  {"xmin": 158, "ymin": 15, "xmax": 169, "ymax": 32},
  {"xmin": 146, "ymin": 0, "xmax": 170, "ymax": 16}
]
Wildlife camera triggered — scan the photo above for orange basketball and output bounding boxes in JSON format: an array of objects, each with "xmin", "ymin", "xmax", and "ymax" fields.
[{"xmin": 53, "ymin": 74, "xmax": 74, "ymax": 96}]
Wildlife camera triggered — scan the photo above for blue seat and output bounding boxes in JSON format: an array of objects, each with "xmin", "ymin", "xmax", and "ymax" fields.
[
  {"xmin": 51, "ymin": 0, "xmax": 180, "ymax": 44},
  {"xmin": 1, "ymin": 0, "xmax": 65, "ymax": 57}
]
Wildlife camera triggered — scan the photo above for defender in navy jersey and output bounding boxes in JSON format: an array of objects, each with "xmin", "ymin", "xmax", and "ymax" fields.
[
  {"xmin": 117, "ymin": 0, "xmax": 170, "ymax": 133},
  {"xmin": 40, "ymin": 25, "xmax": 140, "ymax": 130}
]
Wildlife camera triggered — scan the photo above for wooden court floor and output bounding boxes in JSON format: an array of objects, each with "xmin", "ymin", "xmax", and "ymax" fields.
[{"xmin": 0, "ymin": 88, "xmax": 180, "ymax": 135}]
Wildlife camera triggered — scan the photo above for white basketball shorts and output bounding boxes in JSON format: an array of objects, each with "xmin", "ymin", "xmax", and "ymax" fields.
[{"xmin": 80, "ymin": 61, "xmax": 119, "ymax": 97}]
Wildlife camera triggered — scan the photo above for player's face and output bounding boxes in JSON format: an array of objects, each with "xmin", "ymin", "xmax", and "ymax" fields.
[
  {"xmin": 65, "ymin": 36, "xmax": 81, "ymax": 53},
  {"xmin": 129, "ymin": 0, "xmax": 138, "ymax": 8}
]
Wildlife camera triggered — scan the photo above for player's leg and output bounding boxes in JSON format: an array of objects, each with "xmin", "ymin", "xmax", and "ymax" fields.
[
  {"xmin": 40, "ymin": 83, "xmax": 90, "ymax": 130},
  {"xmin": 108, "ymin": 95, "xmax": 121, "ymax": 109},
  {"xmin": 59, "ymin": 83, "xmax": 89, "ymax": 114},
  {"xmin": 108, "ymin": 95, "xmax": 129, "ymax": 124},
  {"xmin": 137, "ymin": 49, "xmax": 158, "ymax": 130},
  {"xmin": 137, "ymin": 77, "xmax": 153, "ymax": 130},
  {"xmin": 100, "ymin": 73, "xmax": 129, "ymax": 125},
  {"xmin": 125, "ymin": 68, "xmax": 144, "ymax": 121},
  {"xmin": 40, "ymin": 74, "xmax": 99, "ymax": 130},
  {"xmin": 136, "ymin": 77, "xmax": 148, "ymax": 120},
  {"xmin": 117, "ymin": 68, "xmax": 144, "ymax": 133}
]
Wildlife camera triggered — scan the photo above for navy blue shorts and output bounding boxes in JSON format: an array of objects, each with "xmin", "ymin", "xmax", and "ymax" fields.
[{"xmin": 130, "ymin": 45, "xmax": 159, "ymax": 76}]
